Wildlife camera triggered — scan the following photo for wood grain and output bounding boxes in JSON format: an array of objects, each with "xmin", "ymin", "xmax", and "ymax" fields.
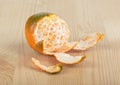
[{"xmin": 0, "ymin": 0, "xmax": 120, "ymax": 85}]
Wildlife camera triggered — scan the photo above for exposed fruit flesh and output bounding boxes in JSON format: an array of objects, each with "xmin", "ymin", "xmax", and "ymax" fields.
[{"xmin": 33, "ymin": 14, "xmax": 70, "ymax": 52}]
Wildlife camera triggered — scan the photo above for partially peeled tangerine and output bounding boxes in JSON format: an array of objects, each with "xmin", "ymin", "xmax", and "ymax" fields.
[{"xmin": 25, "ymin": 13, "xmax": 104, "ymax": 73}]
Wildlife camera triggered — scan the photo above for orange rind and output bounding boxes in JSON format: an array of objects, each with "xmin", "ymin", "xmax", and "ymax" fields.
[
  {"xmin": 74, "ymin": 33, "xmax": 104, "ymax": 50},
  {"xmin": 32, "ymin": 57, "xmax": 62, "ymax": 74},
  {"xmin": 54, "ymin": 53, "xmax": 86, "ymax": 64}
]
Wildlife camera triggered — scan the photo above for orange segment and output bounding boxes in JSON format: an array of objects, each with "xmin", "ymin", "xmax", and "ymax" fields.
[
  {"xmin": 54, "ymin": 53, "xmax": 86, "ymax": 64},
  {"xmin": 32, "ymin": 57, "xmax": 62, "ymax": 74},
  {"xmin": 74, "ymin": 32, "xmax": 104, "ymax": 50}
]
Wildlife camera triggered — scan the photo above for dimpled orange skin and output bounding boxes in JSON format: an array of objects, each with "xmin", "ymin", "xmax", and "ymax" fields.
[{"xmin": 25, "ymin": 13, "xmax": 70, "ymax": 54}]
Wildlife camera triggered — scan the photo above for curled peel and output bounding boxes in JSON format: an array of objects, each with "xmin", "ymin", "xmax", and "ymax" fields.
[
  {"xmin": 54, "ymin": 53, "xmax": 86, "ymax": 64},
  {"xmin": 74, "ymin": 32, "xmax": 104, "ymax": 50},
  {"xmin": 32, "ymin": 57, "xmax": 62, "ymax": 74},
  {"xmin": 51, "ymin": 42, "xmax": 78, "ymax": 53}
]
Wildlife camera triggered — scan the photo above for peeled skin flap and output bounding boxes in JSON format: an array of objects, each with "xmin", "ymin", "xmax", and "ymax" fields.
[
  {"xmin": 52, "ymin": 41, "xmax": 78, "ymax": 53},
  {"xmin": 54, "ymin": 53, "xmax": 86, "ymax": 64},
  {"xmin": 74, "ymin": 32, "xmax": 104, "ymax": 50},
  {"xmin": 44, "ymin": 42, "xmax": 78, "ymax": 55},
  {"xmin": 32, "ymin": 57, "xmax": 62, "ymax": 74}
]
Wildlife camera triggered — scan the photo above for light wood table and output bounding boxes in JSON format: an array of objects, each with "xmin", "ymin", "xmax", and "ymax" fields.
[{"xmin": 0, "ymin": 0, "xmax": 120, "ymax": 85}]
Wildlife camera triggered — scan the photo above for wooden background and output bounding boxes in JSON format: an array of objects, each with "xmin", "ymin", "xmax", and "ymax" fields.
[{"xmin": 0, "ymin": 0, "xmax": 120, "ymax": 85}]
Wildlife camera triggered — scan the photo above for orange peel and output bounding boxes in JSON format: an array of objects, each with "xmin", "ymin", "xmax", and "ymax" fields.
[
  {"xmin": 74, "ymin": 32, "xmax": 104, "ymax": 50},
  {"xmin": 54, "ymin": 53, "xmax": 86, "ymax": 64},
  {"xmin": 32, "ymin": 57, "xmax": 62, "ymax": 74}
]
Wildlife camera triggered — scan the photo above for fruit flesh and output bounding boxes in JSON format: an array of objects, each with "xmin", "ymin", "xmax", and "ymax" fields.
[{"xmin": 34, "ymin": 14, "xmax": 70, "ymax": 52}]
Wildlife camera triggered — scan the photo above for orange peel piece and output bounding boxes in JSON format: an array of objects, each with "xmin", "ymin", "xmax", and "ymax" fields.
[
  {"xmin": 34, "ymin": 41, "xmax": 86, "ymax": 64},
  {"xmin": 74, "ymin": 32, "xmax": 104, "ymax": 50},
  {"xmin": 51, "ymin": 41, "xmax": 78, "ymax": 53},
  {"xmin": 32, "ymin": 57, "xmax": 62, "ymax": 74},
  {"xmin": 54, "ymin": 53, "xmax": 86, "ymax": 64}
]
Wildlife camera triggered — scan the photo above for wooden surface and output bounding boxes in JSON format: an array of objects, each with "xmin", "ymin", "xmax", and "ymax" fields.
[{"xmin": 0, "ymin": 0, "xmax": 120, "ymax": 85}]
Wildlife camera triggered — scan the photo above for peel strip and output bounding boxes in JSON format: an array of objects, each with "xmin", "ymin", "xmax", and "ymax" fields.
[
  {"xmin": 51, "ymin": 42, "xmax": 78, "ymax": 53},
  {"xmin": 74, "ymin": 32, "xmax": 104, "ymax": 50},
  {"xmin": 54, "ymin": 53, "xmax": 86, "ymax": 64},
  {"xmin": 32, "ymin": 57, "xmax": 62, "ymax": 74}
]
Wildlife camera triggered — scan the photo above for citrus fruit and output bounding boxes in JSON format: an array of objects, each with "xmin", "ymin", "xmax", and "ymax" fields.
[
  {"xmin": 25, "ymin": 13, "xmax": 104, "ymax": 73},
  {"xmin": 25, "ymin": 13, "xmax": 70, "ymax": 53}
]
